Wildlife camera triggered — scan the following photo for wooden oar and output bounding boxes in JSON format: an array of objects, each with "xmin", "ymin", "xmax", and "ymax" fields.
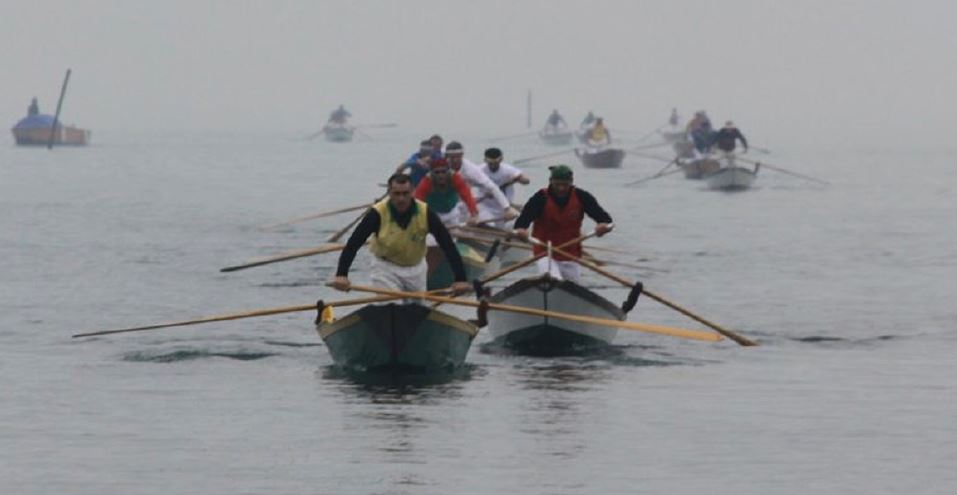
[
  {"xmin": 71, "ymin": 295, "xmax": 399, "ymax": 338},
  {"xmin": 625, "ymin": 167, "xmax": 683, "ymax": 186},
  {"xmin": 258, "ymin": 202, "xmax": 374, "ymax": 231},
  {"xmin": 513, "ymin": 147, "xmax": 578, "ymax": 165},
  {"xmin": 538, "ymin": 242, "xmax": 757, "ymax": 346},
  {"xmin": 349, "ymin": 285, "xmax": 721, "ymax": 342},
  {"xmin": 736, "ymin": 156, "xmax": 829, "ymax": 185},
  {"xmin": 220, "ymin": 243, "xmax": 347, "ymax": 273},
  {"xmin": 47, "ymin": 68, "xmax": 72, "ymax": 150},
  {"xmin": 326, "ymin": 193, "xmax": 386, "ymax": 242}
]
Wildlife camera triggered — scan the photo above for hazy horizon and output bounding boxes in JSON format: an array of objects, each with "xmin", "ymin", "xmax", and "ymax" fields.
[{"xmin": 4, "ymin": 0, "xmax": 956, "ymax": 149}]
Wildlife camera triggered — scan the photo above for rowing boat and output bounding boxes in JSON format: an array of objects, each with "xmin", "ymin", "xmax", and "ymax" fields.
[
  {"xmin": 316, "ymin": 303, "xmax": 478, "ymax": 373},
  {"xmin": 486, "ymin": 274, "xmax": 627, "ymax": 354},
  {"xmin": 426, "ymin": 242, "xmax": 489, "ymax": 290},
  {"xmin": 324, "ymin": 123, "xmax": 354, "ymax": 142},
  {"xmin": 576, "ymin": 147, "xmax": 625, "ymax": 169},
  {"xmin": 679, "ymin": 157, "xmax": 721, "ymax": 179},
  {"xmin": 705, "ymin": 162, "xmax": 759, "ymax": 191},
  {"xmin": 539, "ymin": 127, "xmax": 573, "ymax": 145}
]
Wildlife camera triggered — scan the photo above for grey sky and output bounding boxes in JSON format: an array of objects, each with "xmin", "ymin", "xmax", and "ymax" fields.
[{"xmin": 4, "ymin": 0, "xmax": 956, "ymax": 148}]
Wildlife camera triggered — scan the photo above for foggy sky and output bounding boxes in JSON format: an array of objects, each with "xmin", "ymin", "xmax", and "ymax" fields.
[{"xmin": 4, "ymin": 0, "xmax": 956, "ymax": 148}]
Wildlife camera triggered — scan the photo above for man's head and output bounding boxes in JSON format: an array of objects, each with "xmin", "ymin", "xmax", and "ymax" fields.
[
  {"xmin": 724, "ymin": 120, "xmax": 735, "ymax": 129},
  {"xmin": 386, "ymin": 173, "xmax": 414, "ymax": 212},
  {"xmin": 418, "ymin": 139, "xmax": 433, "ymax": 159},
  {"xmin": 430, "ymin": 158, "xmax": 452, "ymax": 186},
  {"xmin": 445, "ymin": 141, "xmax": 464, "ymax": 171},
  {"xmin": 548, "ymin": 164, "xmax": 574, "ymax": 197},
  {"xmin": 429, "ymin": 134, "xmax": 443, "ymax": 151},
  {"xmin": 484, "ymin": 147, "xmax": 503, "ymax": 172}
]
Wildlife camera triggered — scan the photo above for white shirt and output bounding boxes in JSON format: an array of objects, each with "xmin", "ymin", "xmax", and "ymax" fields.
[
  {"xmin": 458, "ymin": 158, "xmax": 511, "ymax": 210},
  {"xmin": 478, "ymin": 161, "xmax": 523, "ymax": 204}
]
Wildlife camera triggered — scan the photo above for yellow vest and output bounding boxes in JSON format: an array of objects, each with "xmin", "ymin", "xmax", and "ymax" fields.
[
  {"xmin": 369, "ymin": 198, "xmax": 429, "ymax": 266},
  {"xmin": 590, "ymin": 125, "xmax": 607, "ymax": 141}
]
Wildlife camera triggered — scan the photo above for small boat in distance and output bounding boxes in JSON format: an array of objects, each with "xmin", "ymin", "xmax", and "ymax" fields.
[
  {"xmin": 576, "ymin": 146, "xmax": 625, "ymax": 169},
  {"xmin": 705, "ymin": 155, "xmax": 760, "ymax": 191},
  {"xmin": 11, "ymin": 97, "xmax": 90, "ymax": 146},
  {"xmin": 679, "ymin": 157, "xmax": 721, "ymax": 179},
  {"xmin": 539, "ymin": 126, "xmax": 573, "ymax": 145},
  {"xmin": 323, "ymin": 122, "xmax": 354, "ymax": 142}
]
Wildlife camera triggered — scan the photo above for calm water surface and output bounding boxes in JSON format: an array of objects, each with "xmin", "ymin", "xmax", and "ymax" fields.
[{"xmin": 1, "ymin": 131, "xmax": 955, "ymax": 494}]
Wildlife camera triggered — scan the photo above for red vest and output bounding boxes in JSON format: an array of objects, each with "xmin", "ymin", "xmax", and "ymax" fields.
[{"xmin": 531, "ymin": 187, "xmax": 583, "ymax": 261}]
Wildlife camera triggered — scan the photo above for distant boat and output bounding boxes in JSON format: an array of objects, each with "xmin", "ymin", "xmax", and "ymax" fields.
[
  {"xmin": 576, "ymin": 146, "xmax": 625, "ymax": 169},
  {"xmin": 679, "ymin": 157, "xmax": 721, "ymax": 179},
  {"xmin": 538, "ymin": 126, "xmax": 573, "ymax": 145},
  {"xmin": 323, "ymin": 123, "xmax": 354, "ymax": 142},
  {"xmin": 705, "ymin": 156, "xmax": 760, "ymax": 191},
  {"xmin": 11, "ymin": 100, "xmax": 90, "ymax": 146}
]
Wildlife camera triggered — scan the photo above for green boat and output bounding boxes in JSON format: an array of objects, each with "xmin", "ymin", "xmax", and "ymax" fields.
[
  {"xmin": 426, "ymin": 242, "xmax": 489, "ymax": 290},
  {"xmin": 315, "ymin": 303, "xmax": 479, "ymax": 373}
]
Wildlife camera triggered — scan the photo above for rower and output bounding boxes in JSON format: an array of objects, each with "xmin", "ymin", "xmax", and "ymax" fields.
[
  {"xmin": 395, "ymin": 139, "xmax": 438, "ymax": 186},
  {"xmin": 331, "ymin": 173, "xmax": 470, "ymax": 299},
  {"xmin": 477, "ymin": 147, "xmax": 529, "ymax": 229},
  {"xmin": 545, "ymin": 109, "xmax": 567, "ymax": 130},
  {"xmin": 687, "ymin": 111, "xmax": 715, "ymax": 154},
  {"xmin": 27, "ymin": 97, "xmax": 39, "ymax": 116},
  {"xmin": 328, "ymin": 104, "xmax": 351, "ymax": 124},
  {"xmin": 586, "ymin": 118, "xmax": 611, "ymax": 146},
  {"xmin": 668, "ymin": 107, "xmax": 679, "ymax": 127},
  {"xmin": 444, "ymin": 141, "xmax": 519, "ymax": 222},
  {"xmin": 713, "ymin": 121, "xmax": 749, "ymax": 154},
  {"xmin": 413, "ymin": 157, "xmax": 480, "ymax": 228},
  {"xmin": 512, "ymin": 164, "xmax": 614, "ymax": 283},
  {"xmin": 580, "ymin": 111, "xmax": 596, "ymax": 128}
]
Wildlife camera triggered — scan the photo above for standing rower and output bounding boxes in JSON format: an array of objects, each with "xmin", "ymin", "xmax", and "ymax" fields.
[
  {"xmin": 331, "ymin": 174, "xmax": 470, "ymax": 298},
  {"xmin": 396, "ymin": 140, "xmax": 437, "ymax": 186},
  {"xmin": 512, "ymin": 165, "xmax": 613, "ymax": 283},
  {"xmin": 414, "ymin": 158, "xmax": 480, "ymax": 227}
]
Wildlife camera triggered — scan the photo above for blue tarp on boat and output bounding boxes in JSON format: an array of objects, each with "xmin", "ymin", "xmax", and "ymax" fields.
[{"xmin": 13, "ymin": 114, "xmax": 56, "ymax": 130}]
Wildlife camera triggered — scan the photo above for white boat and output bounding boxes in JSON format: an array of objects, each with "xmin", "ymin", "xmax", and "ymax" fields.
[
  {"xmin": 705, "ymin": 160, "xmax": 759, "ymax": 190},
  {"xmin": 486, "ymin": 274, "xmax": 632, "ymax": 354},
  {"xmin": 324, "ymin": 123, "xmax": 354, "ymax": 142}
]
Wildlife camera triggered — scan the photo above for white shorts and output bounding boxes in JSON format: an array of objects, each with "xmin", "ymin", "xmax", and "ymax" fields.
[
  {"xmin": 370, "ymin": 256, "xmax": 427, "ymax": 304},
  {"xmin": 535, "ymin": 257, "xmax": 581, "ymax": 283}
]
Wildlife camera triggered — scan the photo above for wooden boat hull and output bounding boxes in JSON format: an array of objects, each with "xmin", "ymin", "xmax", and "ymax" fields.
[
  {"xmin": 705, "ymin": 165, "xmax": 758, "ymax": 190},
  {"xmin": 680, "ymin": 158, "xmax": 721, "ymax": 179},
  {"xmin": 577, "ymin": 148, "xmax": 625, "ymax": 169},
  {"xmin": 11, "ymin": 126, "xmax": 90, "ymax": 146},
  {"xmin": 539, "ymin": 129, "xmax": 573, "ymax": 145},
  {"xmin": 487, "ymin": 275, "xmax": 624, "ymax": 354},
  {"xmin": 324, "ymin": 125, "xmax": 354, "ymax": 142},
  {"xmin": 316, "ymin": 303, "xmax": 478, "ymax": 373},
  {"xmin": 426, "ymin": 242, "xmax": 489, "ymax": 290}
]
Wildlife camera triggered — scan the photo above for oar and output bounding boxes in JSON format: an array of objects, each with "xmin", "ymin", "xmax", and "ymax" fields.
[
  {"xmin": 354, "ymin": 128, "xmax": 375, "ymax": 141},
  {"xmin": 220, "ymin": 243, "xmax": 347, "ymax": 273},
  {"xmin": 513, "ymin": 147, "xmax": 578, "ymax": 164},
  {"xmin": 349, "ymin": 285, "xmax": 721, "ymax": 342},
  {"xmin": 537, "ymin": 242, "xmax": 757, "ymax": 346},
  {"xmin": 736, "ymin": 156, "xmax": 829, "ymax": 185},
  {"xmin": 489, "ymin": 130, "xmax": 538, "ymax": 143},
  {"xmin": 625, "ymin": 163, "xmax": 681, "ymax": 186},
  {"xmin": 47, "ymin": 68, "xmax": 72, "ymax": 150},
  {"xmin": 326, "ymin": 193, "xmax": 386, "ymax": 242},
  {"xmin": 302, "ymin": 128, "xmax": 326, "ymax": 140},
  {"xmin": 749, "ymin": 146, "xmax": 772, "ymax": 154},
  {"xmin": 71, "ymin": 295, "xmax": 399, "ymax": 338},
  {"xmin": 258, "ymin": 202, "xmax": 374, "ymax": 231}
]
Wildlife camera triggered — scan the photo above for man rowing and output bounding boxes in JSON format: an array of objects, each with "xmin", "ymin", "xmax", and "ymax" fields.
[
  {"xmin": 395, "ymin": 139, "xmax": 438, "ymax": 186},
  {"xmin": 512, "ymin": 164, "xmax": 613, "ymax": 283},
  {"xmin": 444, "ymin": 141, "xmax": 520, "ymax": 222},
  {"xmin": 414, "ymin": 157, "xmax": 480, "ymax": 227},
  {"xmin": 477, "ymin": 147, "xmax": 529, "ymax": 229},
  {"xmin": 331, "ymin": 173, "xmax": 470, "ymax": 298}
]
